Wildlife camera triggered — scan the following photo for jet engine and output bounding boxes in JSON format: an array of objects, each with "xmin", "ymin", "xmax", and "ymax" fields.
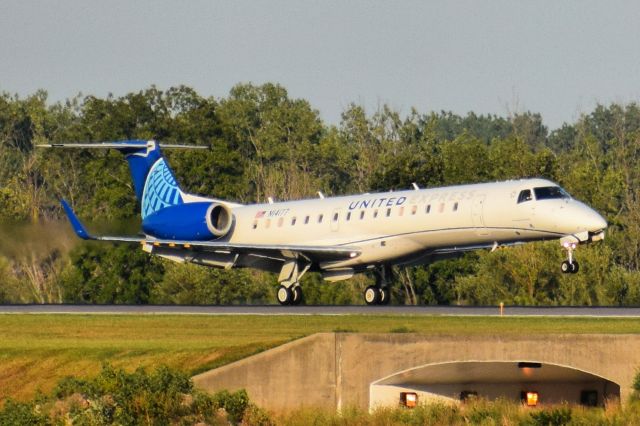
[{"xmin": 142, "ymin": 201, "xmax": 234, "ymax": 240}]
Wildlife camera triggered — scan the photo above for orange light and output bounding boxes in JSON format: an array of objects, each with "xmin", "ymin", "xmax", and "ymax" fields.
[
  {"xmin": 526, "ymin": 392, "xmax": 539, "ymax": 407},
  {"xmin": 400, "ymin": 392, "xmax": 418, "ymax": 408}
]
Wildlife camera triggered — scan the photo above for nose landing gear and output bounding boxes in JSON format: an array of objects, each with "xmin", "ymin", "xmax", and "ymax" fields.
[{"xmin": 561, "ymin": 241, "xmax": 579, "ymax": 274}]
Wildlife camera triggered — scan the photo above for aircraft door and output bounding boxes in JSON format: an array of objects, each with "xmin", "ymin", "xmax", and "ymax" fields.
[
  {"xmin": 471, "ymin": 194, "xmax": 489, "ymax": 236},
  {"xmin": 331, "ymin": 208, "xmax": 341, "ymax": 232}
]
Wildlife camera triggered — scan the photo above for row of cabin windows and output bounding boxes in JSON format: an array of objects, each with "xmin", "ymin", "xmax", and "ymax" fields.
[{"xmin": 252, "ymin": 201, "xmax": 460, "ymax": 229}]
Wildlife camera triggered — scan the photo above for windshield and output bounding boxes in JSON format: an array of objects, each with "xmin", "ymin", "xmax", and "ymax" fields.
[
  {"xmin": 533, "ymin": 186, "xmax": 570, "ymax": 200},
  {"xmin": 517, "ymin": 189, "xmax": 532, "ymax": 204}
]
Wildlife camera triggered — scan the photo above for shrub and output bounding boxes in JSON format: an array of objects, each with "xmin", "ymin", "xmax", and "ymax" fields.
[
  {"xmin": 528, "ymin": 407, "xmax": 572, "ymax": 426},
  {"xmin": 211, "ymin": 389, "xmax": 250, "ymax": 424},
  {"xmin": 3, "ymin": 364, "xmax": 259, "ymax": 425},
  {"xmin": 0, "ymin": 399, "xmax": 49, "ymax": 426}
]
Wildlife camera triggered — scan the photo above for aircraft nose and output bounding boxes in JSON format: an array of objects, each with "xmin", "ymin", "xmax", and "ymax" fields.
[{"xmin": 586, "ymin": 209, "xmax": 607, "ymax": 232}]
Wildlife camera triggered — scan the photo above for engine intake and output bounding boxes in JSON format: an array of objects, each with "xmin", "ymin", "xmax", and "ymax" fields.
[{"xmin": 206, "ymin": 203, "xmax": 233, "ymax": 237}]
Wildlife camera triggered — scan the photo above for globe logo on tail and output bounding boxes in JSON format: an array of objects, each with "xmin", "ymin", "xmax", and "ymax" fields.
[{"xmin": 141, "ymin": 158, "xmax": 183, "ymax": 219}]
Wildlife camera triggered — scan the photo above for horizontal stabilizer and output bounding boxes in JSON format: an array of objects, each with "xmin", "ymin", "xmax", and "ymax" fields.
[{"xmin": 38, "ymin": 140, "xmax": 209, "ymax": 150}]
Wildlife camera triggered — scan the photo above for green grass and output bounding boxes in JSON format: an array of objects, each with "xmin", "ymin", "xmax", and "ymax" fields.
[
  {"xmin": 2, "ymin": 314, "xmax": 640, "ymax": 401},
  {"xmin": 275, "ymin": 400, "xmax": 640, "ymax": 425}
]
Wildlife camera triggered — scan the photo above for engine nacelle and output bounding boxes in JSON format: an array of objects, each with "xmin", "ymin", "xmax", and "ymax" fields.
[
  {"xmin": 142, "ymin": 202, "xmax": 233, "ymax": 241},
  {"xmin": 205, "ymin": 203, "xmax": 233, "ymax": 237}
]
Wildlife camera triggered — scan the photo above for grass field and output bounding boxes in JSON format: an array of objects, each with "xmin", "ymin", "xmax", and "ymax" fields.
[{"xmin": 2, "ymin": 314, "xmax": 640, "ymax": 402}]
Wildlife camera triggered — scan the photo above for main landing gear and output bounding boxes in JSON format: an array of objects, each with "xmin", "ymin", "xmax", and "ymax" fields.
[
  {"xmin": 276, "ymin": 259, "xmax": 310, "ymax": 305},
  {"xmin": 364, "ymin": 265, "xmax": 392, "ymax": 305},
  {"xmin": 276, "ymin": 285, "xmax": 303, "ymax": 305},
  {"xmin": 561, "ymin": 241, "xmax": 579, "ymax": 274}
]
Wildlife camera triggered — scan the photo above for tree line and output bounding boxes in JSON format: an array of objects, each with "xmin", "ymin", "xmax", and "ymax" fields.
[{"xmin": 1, "ymin": 83, "xmax": 639, "ymax": 305}]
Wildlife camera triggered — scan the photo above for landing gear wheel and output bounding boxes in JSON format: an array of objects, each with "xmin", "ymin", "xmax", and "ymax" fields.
[
  {"xmin": 378, "ymin": 287, "xmax": 391, "ymax": 305},
  {"xmin": 364, "ymin": 285, "xmax": 380, "ymax": 305},
  {"xmin": 561, "ymin": 261, "xmax": 572, "ymax": 274},
  {"xmin": 570, "ymin": 261, "xmax": 579, "ymax": 274},
  {"xmin": 277, "ymin": 286, "xmax": 292, "ymax": 305},
  {"xmin": 291, "ymin": 286, "xmax": 304, "ymax": 305}
]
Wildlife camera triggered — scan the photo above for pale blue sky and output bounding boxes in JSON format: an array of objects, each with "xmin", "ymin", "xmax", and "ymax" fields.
[{"xmin": 1, "ymin": 0, "xmax": 639, "ymax": 129}]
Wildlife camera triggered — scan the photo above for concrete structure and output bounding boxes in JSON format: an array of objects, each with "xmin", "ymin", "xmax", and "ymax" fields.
[{"xmin": 193, "ymin": 333, "xmax": 640, "ymax": 412}]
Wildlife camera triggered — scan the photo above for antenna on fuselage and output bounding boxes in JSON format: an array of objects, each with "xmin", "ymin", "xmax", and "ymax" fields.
[
  {"xmin": 267, "ymin": 197, "xmax": 274, "ymax": 204},
  {"xmin": 412, "ymin": 183, "xmax": 420, "ymax": 190},
  {"xmin": 317, "ymin": 191, "xmax": 325, "ymax": 199}
]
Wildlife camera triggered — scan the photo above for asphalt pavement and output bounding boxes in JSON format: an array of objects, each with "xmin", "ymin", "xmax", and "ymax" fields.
[{"xmin": 1, "ymin": 304, "xmax": 640, "ymax": 316}]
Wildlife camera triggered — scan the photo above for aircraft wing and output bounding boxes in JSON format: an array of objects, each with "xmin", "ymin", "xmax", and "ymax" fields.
[
  {"xmin": 61, "ymin": 200, "xmax": 360, "ymax": 262},
  {"xmin": 429, "ymin": 241, "xmax": 525, "ymax": 256},
  {"xmin": 395, "ymin": 241, "xmax": 528, "ymax": 267}
]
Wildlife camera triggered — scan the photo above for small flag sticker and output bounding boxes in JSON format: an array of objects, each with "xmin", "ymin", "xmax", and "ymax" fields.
[{"xmin": 255, "ymin": 211, "xmax": 265, "ymax": 218}]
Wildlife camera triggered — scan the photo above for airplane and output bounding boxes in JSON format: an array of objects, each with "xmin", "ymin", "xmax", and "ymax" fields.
[{"xmin": 40, "ymin": 139, "xmax": 608, "ymax": 305}]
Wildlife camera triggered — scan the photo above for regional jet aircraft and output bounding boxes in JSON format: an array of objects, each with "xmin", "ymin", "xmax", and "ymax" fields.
[{"xmin": 41, "ymin": 140, "xmax": 607, "ymax": 305}]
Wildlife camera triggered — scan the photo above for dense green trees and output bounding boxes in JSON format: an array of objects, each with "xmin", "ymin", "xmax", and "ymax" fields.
[{"xmin": 0, "ymin": 83, "xmax": 639, "ymax": 305}]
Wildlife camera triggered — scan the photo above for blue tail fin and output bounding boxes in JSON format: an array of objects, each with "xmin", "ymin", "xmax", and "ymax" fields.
[{"xmin": 121, "ymin": 141, "xmax": 184, "ymax": 219}]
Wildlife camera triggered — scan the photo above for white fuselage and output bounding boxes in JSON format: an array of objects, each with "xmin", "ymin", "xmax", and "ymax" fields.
[{"xmin": 226, "ymin": 178, "xmax": 606, "ymax": 269}]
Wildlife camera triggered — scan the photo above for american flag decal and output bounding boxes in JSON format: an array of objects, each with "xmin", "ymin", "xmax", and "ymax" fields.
[{"xmin": 255, "ymin": 211, "xmax": 265, "ymax": 218}]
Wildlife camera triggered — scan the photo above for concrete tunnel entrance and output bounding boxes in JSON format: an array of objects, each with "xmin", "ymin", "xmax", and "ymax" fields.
[{"xmin": 370, "ymin": 361, "xmax": 620, "ymax": 409}]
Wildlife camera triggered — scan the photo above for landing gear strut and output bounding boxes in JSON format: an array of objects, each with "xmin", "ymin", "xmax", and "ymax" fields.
[
  {"xmin": 364, "ymin": 265, "xmax": 392, "ymax": 305},
  {"xmin": 276, "ymin": 259, "xmax": 309, "ymax": 305},
  {"xmin": 561, "ymin": 241, "xmax": 579, "ymax": 274}
]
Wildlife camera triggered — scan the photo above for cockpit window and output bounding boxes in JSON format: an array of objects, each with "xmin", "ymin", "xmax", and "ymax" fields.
[
  {"xmin": 534, "ymin": 186, "xmax": 570, "ymax": 200},
  {"xmin": 517, "ymin": 189, "xmax": 532, "ymax": 204}
]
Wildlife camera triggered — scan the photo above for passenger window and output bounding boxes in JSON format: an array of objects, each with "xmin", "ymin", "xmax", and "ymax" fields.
[
  {"xmin": 411, "ymin": 205, "xmax": 417, "ymax": 215},
  {"xmin": 518, "ymin": 189, "xmax": 533, "ymax": 203},
  {"xmin": 346, "ymin": 212, "xmax": 351, "ymax": 221},
  {"xmin": 333, "ymin": 212, "xmax": 339, "ymax": 222},
  {"xmin": 291, "ymin": 217, "xmax": 297, "ymax": 226},
  {"xmin": 304, "ymin": 216, "xmax": 310, "ymax": 224},
  {"xmin": 373, "ymin": 209, "xmax": 379, "ymax": 218},
  {"xmin": 318, "ymin": 214, "xmax": 324, "ymax": 223},
  {"xmin": 360, "ymin": 211, "xmax": 365, "ymax": 220},
  {"xmin": 426, "ymin": 204, "xmax": 431, "ymax": 214},
  {"xmin": 252, "ymin": 221, "xmax": 258, "ymax": 229},
  {"xmin": 453, "ymin": 202, "xmax": 458, "ymax": 212},
  {"xmin": 386, "ymin": 208, "xmax": 392, "ymax": 217}
]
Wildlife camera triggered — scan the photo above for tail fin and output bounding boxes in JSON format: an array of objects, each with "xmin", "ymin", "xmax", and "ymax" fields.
[{"xmin": 39, "ymin": 140, "xmax": 208, "ymax": 219}]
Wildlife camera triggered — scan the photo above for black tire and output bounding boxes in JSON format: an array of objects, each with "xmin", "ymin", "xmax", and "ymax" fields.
[
  {"xmin": 379, "ymin": 287, "xmax": 391, "ymax": 305},
  {"xmin": 561, "ymin": 261, "xmax": 571, "ymax": 274},
  {"xmin": 276, "ymin": 285, "xmax": 292, "ymax": 305},
  {"xmin": 291, "ymin": 286, "xmax": 304, "ymax": 305},
  {"xmin": 364, "ymin": 285, "xmax": 380, "ymax": 305},
  {"xmin": 570, "ymin": 261, "xmax": 579, "ymax": 274}
]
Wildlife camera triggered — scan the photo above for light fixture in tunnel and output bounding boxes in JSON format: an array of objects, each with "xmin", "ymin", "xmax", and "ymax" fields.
[
  {"xmin": 400, "ymin": 392, "xmax": 418, "ymax": 408},
  {"xmin": 522, "ymin": 391, "xmax": 539, "ymax": 407}
]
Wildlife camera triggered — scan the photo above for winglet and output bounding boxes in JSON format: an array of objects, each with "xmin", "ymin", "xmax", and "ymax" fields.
[{"xmin": 60, "ymin": 199, "xmax": 92, "ymax": 240}]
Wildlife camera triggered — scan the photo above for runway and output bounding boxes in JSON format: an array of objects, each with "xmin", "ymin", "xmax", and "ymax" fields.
[{"xmin": 2, "ymin": 304, "xmax": 640, "ymax": 316}]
